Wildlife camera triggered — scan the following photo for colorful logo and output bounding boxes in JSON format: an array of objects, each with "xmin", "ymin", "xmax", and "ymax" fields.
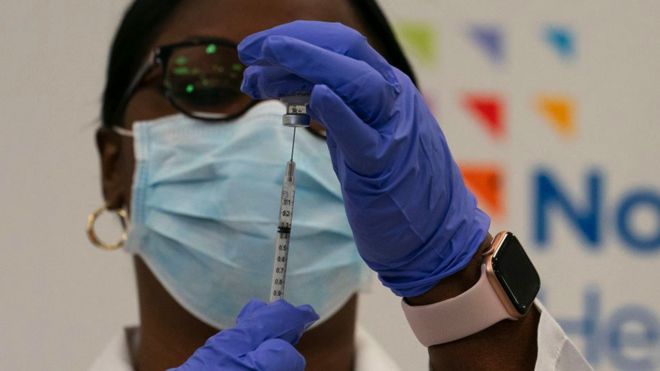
[
  {"xmin": 396, "ymin": 22, "xmax": 437, "ymax": 65},
  {"xmin": 468, "ymin": 25, "xmax": 504, "ymax": 63},
  {"xmin": 463, "ymin": 94, "xmax": 505, "ymax": 139},
  {"xmin": 537, "ymin": 95, "xmax": 576, "ymax": 137},
  {"xmin": 544, "ymin": 25, "xmax": 576, "ymax": 60},
  {"xmin": 460, "ymin": 165, "xmax": 504, "ymax": 218}
]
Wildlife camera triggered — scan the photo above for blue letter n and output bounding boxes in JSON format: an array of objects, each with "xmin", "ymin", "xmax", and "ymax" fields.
[{"xmin": 534, "ymin": 169, "xmax": 602, "ymax": 248}]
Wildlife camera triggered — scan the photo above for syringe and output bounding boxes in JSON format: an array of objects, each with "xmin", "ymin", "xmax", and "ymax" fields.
[
  {"xmin": 269, "ymin": 157, "xmax": 296, "ymax": 301},
  {"xmin": 269, "ymin": 96, "xmax": 310, "ymax": 302}
]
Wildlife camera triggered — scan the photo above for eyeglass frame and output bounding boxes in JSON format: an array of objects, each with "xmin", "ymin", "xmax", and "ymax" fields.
[{"xmin": 114, "ymin": 36, "xmax": 256, "ymax": 127}]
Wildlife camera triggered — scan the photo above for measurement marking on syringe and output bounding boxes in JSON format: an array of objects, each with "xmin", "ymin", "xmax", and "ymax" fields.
[{"xmin": 269, "ymin": 157, "xmax": 297, "ymax": 303}]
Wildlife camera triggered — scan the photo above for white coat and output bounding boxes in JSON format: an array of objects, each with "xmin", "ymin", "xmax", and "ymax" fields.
[{"xmin": 89, "ymin": 301, "xmax": 591, "ymax": 371}]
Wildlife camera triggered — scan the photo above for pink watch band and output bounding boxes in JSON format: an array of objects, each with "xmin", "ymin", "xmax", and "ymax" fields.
[{"xmin": 401, "ymin": 264, "xmax": 515, "ymax": 346}]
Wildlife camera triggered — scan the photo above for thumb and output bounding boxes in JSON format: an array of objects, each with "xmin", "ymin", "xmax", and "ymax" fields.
[
  {"xmin": 236, "ymin": 298, "xmax": 268, "ymax": 324},
  {"xmin": 206, "ymin": 300, "xmax": 318, "ymax": 356}
]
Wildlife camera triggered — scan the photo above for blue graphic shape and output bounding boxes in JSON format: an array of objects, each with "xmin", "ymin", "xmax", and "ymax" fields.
[
  {"xmin": 468, "ymin": 25, "xmax": 503, "ymax": 63},
  {"xmin": 544, "ymin": 26, "xmax": 576, "ymax": 59},
  {"xmin": 533, "ymin": 168, "xmax": 602, "ymax": 248}
]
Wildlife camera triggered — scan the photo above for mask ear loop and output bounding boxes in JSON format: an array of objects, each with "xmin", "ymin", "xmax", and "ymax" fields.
[{"xmin": 86, "ymin": 205, "xmax": 129, "ymax": 250}]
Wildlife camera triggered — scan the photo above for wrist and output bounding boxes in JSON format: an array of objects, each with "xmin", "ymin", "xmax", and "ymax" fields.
[{"xmin": 405, "ymin": 233, "xmax": 493, "ymax": 306}]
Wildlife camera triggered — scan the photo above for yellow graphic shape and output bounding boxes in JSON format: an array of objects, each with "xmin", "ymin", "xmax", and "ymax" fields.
[
  {"xmin": 395, "ymin": 22, "xmax": 437, "ymax": 65},
  {"xmin": 460, "ymin": 165, "xmax": 504, "ymax": 218},
  {"xmin": 538, "ymin": 96, "xmax": 575, "ymax": 137}
]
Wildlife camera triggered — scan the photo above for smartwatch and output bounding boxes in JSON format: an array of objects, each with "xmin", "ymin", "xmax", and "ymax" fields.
[{"xmin": 401, "ymin": 231, "xmax": 540, "ymax": 346}]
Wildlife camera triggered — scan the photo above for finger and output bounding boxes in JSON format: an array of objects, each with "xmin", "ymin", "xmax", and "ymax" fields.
[
  {"xmin": 309, "ymin": 84, "xmax": 385, "ymax": 177},
  {"xmin": 241, "ymin": 65, "xmax": 313, "ymax": 100},
  {"xmin": 244, "ymin": 338, "xmax": 306, "ymax": 371},
  {"xmin": 251, "ymin": 301, "xmax": 318, "ymax": 344},
  {"xmin": 248, "ymin": 35, "xmax": 396, "ymax": 124},
  {"xmin": 220, "ymin": 300, "xmax": 318, "ymax": 353},
  {"xmin": 236, "ymin": 298, "xmax": 268, "ymax": 323},
  {"xmin": 238, "ymin": 20, "xmax": 399, "ymax": 89},
  {"xmin": 293, "ymin": 304, "xmax": 319, "ymax": 333},
  {"xmin": 324, "ymin": 134, "xmax": 340, "ymax": 175}
]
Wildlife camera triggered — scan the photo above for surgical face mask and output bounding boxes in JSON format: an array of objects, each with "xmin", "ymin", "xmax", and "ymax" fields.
[{"xmin": 122, "ymin": 101, "xmax": 369, "ymax": 329}]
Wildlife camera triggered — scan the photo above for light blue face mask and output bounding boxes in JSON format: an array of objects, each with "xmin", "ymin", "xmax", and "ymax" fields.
[{"xmin": 121, "ymin": 101, "xmax": 369, "ymax": 329}]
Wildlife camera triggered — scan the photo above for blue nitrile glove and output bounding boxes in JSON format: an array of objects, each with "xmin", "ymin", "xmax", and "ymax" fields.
[
  {"xmin": 239, "ymin": 21, "xmax": 490, "ymax": 297},
  {"xmin": 170, "ymin": 299, "xmax": 318, "ymax": 371}
]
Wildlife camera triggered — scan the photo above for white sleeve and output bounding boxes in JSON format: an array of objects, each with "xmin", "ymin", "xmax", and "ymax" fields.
[
  {"xmin": 355, "ymin": 326, "xmax": 402, "ymax": 371},
  {"xmin": 88, "ymin": 330, "xmax": 133, "ymax": 371},
  {"xmin": 534, "ymin": 300, "xmax": 593, "ymax": 371}
]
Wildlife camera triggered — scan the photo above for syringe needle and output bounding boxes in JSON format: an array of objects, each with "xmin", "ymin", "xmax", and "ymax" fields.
[{"xmin": 290, "ymin": 127, "xmax": 297, "ymax": 162}]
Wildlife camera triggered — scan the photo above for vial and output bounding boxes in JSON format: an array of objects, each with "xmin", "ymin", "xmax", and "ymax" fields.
[{"xmin": 281, "ymin": 95, "xmax": 311, "ymax": 127}]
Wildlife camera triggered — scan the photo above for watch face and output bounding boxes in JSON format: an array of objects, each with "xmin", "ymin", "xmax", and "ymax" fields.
[{"xmin": 491, "ymin": 233, "xmax": 540, "ymax": 315}]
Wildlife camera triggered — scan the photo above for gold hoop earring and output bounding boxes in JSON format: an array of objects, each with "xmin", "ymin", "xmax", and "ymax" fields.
[{"xmin": 86, "ymin": 205, "xmax": 129, "ymax": 250}]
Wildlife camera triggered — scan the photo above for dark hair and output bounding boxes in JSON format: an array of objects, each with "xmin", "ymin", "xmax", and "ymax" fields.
[
  {"xmin": 351, "ymin": 0, "xmax": 416, "ymax": 84},
  {"xmin": 101, "ymin": 0, "xmax": 416, "ymax": 128}
]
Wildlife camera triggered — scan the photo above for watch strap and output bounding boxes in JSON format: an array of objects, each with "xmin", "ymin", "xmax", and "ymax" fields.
[{"xmin": 401, "ymin": 264, "xmax": 515, "ymax": 346}]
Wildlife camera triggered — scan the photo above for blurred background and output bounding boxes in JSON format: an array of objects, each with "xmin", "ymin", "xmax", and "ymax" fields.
[{"xmin": 0, "ymin": 0, "xmax": 658, "ymax": 370}]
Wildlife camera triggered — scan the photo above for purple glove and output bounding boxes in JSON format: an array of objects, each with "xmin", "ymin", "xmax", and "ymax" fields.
[
  {"xmin": 170, "ymin": 299, "xmax": 318, "ymax": 371},
  {"xmin": 239, "ymin": 21, "xmax": 490, "ymax": 297}
]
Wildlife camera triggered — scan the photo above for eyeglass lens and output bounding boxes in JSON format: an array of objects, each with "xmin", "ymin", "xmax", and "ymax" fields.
[{"xmin": 163, "ymin": 42, "xmax": 252, "ymax": 120}]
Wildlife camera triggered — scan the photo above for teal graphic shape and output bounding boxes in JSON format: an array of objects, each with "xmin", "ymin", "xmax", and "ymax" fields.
[{"xmin": 544, "ymin": 26, "xmax": 576, "ymax": 59}]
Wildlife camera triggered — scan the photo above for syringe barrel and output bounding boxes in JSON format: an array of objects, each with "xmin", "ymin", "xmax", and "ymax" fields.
[
  {"xmin": 284, "ymin": 160, "xmax": 295, "ymax": 183},
  {"xmin": 270, "ymin": 160, "xmax": 297, "ymax": 302}
]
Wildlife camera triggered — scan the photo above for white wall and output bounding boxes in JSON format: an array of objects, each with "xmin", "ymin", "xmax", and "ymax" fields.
[{"xmin": 0, "ymin": 1, "xmax": 136, "ymax": 370}]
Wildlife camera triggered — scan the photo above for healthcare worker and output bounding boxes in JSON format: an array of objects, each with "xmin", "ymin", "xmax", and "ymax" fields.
[{"xmin": 88, "ymin": 0, "xmax": 592, "ymax": 370}]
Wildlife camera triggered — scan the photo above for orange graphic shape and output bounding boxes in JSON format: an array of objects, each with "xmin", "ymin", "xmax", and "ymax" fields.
[
  {"xmin": 460, "ymin": 165, "xmax": 504, "ymax": 218},
  {"xmin": 464, "ymin": 94, "xmax": 505, "ymax": 139},
  {"xmin": 538, "ymin": 96, "xmax": 575, "ymax": 137}
]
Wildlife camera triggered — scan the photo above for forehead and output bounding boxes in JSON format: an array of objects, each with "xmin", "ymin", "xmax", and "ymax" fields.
[{"xmin": 153, "ymin": 0, "xmax": 370, "ymax": 46}]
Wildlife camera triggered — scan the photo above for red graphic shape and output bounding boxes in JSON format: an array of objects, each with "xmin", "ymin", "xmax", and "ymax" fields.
[
  {"xmin": 463, "ymin": 95, "xmax": 505, "ymax": 138},
  {"xmin": 460, "ymin": 165, "xmax": 504, "ymax": 218}
]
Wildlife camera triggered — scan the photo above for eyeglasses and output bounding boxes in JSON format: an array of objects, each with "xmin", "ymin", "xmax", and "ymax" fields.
[{"xmin": 118, "ymin": 37, "xmax": 255, "ymax": 124}]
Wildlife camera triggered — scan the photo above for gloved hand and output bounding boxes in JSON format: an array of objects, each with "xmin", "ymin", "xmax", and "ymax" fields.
[
  {"xmin": 239, "ymin": 21, "xmax": 490, "ymax": 297},
  {"xmin": 170, "ymin": 299, "xmax": 318, "ymax": 371}
]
